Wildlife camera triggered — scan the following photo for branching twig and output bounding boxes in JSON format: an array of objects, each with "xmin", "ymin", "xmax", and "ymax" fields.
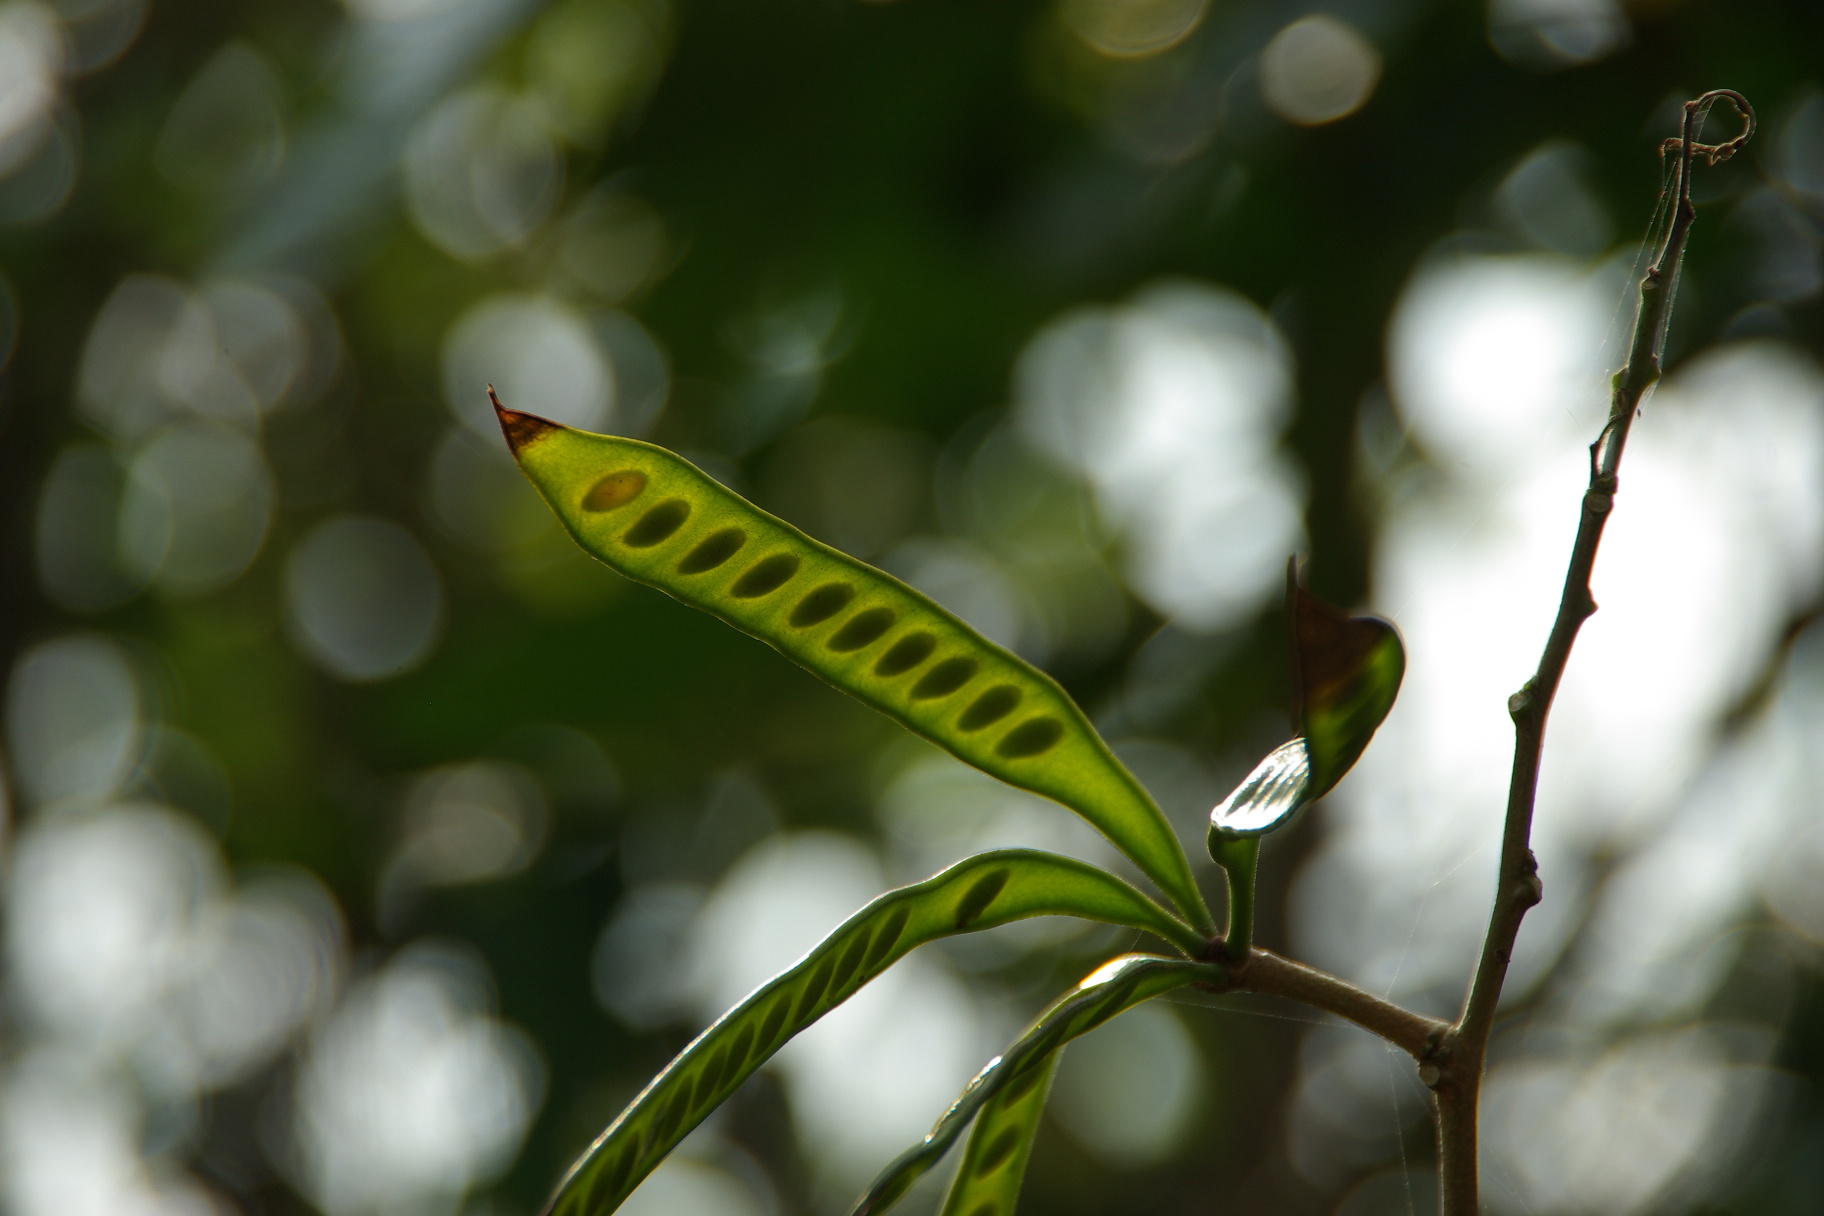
[
  {"xmin": 1227, "ymin": 948, "xmax": 1449, "ymax": 1060},
  {"xmin": 1428, "ymin": 90, "xmax": 1755, "ymax": 1216}
]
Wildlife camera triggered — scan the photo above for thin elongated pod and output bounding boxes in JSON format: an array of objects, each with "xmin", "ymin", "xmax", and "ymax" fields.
[
  {"xmin": 495, "ymin": 397, "xmax": 1212, "ymax": 933},
  {"xmin": 543, "ymin": 852, "xmax": 1204, "ymax": 1216},
  {"xmin": 850, "ymin": 954, "xmax": 1223, "ymax": 1216},
  {"xmin": 936, "ymin": 1057, "xmax": 1056, "ymax": 1216}
]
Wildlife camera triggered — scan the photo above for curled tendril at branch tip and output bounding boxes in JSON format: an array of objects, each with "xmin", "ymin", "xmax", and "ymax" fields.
[{"xmin": 1659, "ymin": 88, "xmax": 1756, "ymax": 166}]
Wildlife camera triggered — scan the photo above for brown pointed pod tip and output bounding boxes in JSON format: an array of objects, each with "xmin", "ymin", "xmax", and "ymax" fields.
[{"xmin": 489, "ymin": 385, "xmax": 561, "ymax": 454}]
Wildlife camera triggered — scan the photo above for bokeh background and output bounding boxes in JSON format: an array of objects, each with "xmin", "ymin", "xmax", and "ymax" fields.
[{"xmin": 2, "ymin": 0, "xmax": 1823, "ymax": 1213}]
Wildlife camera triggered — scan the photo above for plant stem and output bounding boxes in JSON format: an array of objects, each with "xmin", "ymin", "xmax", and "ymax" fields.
[
  {"xmin": 1432, "ymin": 90, "xmax": 1754, "ymax": 1216},
  {"xmin": 1211, "ymin": 834, "xmax": 1260, "ymax": 963},
  {"xmin": 1231, "ymin": 948, "xmax": 1449, "ymax": 1059}
]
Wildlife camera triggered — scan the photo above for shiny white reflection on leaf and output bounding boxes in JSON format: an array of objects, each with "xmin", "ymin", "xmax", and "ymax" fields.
[
  {"xmin": 6, "ymin": 805, "xmax": 219, "ymax": 1046},
  {"xmin": 1059, "ymin": 0, "xmax": 1207, "ymax": 58},
  {"xmin": 405, "ymin": 87, "xmax": 559, "ymax": 260},
  {"xmin": 1017, "ymin": 280, "xmax": 1303, "ymax": 631},
  {"xmin": 1209, "ymin": 738, "xmax": 1309, "ymax": 837},
  {"xmin": 5, "ymin": 634, "xmax": 141, "ymax": 809},
  {"xmin": 153, "ymin": 41, "xmax": 287, "ymax": 195},
  {"xmin": 1482, "ymin": 1028, "xmax": 1777, "ymax": 1215},
  {"xmin": 285, "ymin": 516, "xmax": 444, "ymax": 682},
  {"xmin": 119, "ymin": 424, "xmax": 274, "ymax": 598},
  {"xmin": 1258, "ymin": 16, "xmax": 1381, "ymax": 127},
  {"xmin": 292, "ymin": 943, "xmax": 542, "ymax": 1216},
  {"xmin": 592, "ymin": 881, "xmax": 705, "ymax": 1029},
  {"xmin": 0, "ymin": 3, "xmax": 61, "ymax": 179},
  {"xmin": 1053, "ymin": 1000, "xmax": 1202, "ymax": 1167},
  {"xmin": 685, "ymin": 833, "xmax": 987, "ymax": 1196},
  {"xmin": 443, "ymin": 293, "xmax": 613, "ymax": 437},
  {"xmin": 36, "ymin": 443, "xmax": 141, "ymax": 612},
  {"xmin": 1487, "ymin": 0, "xmax": 1628, "ymax": 69}
]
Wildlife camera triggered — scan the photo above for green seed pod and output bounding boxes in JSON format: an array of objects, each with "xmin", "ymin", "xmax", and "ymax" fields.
[{"xmin": 495, "ymin": 396, "xmax": 1211, "ymax": 934}]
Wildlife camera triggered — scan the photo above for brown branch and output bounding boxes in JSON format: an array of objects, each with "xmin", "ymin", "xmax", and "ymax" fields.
[
  {"xmin": 1431, "ymin": 89, "xmax": 1755, "ymax": 1216},
  {"xmin": 1229, "ymin": 948, "xmax": 1449, "ymax": 1061}
]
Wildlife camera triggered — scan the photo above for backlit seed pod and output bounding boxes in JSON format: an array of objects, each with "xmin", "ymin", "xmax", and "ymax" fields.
[
  {"xmin": 495, "ymin": 395, "xmax": 1211, "ymax": 933},
  {"xmin": 542, "ymin": 850, "xmax": 1206, "ymax": 1216}
]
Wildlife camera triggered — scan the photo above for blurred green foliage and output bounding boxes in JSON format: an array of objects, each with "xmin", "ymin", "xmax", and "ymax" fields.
[{"xmin": 3, "ymin": 0, "xmax": 1823, "ymax": 1213}]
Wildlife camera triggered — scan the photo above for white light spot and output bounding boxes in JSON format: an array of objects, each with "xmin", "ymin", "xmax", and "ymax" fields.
[
  {"xmin": 6, "ymin": 805, "xmax": 220, "ymax": 1047},
  {"xmin": 76, "ymin": 274, "xmax": 311, "ymax": 438},
  {"xmin": 393, "ymin": 761, "xmax": 547, "ymax": 886},
  {"xmin": 1388, "ymin": 253, "xmax": 1617, "ymax": 477},
  {"xmin": 285, "ymin": 516, "xmax": 444, "ymax": 682},
  {"xmin": 405, "ymin": 87, "xmax": 560, "ymax": 261},
  {"xmin": 77, "ymin": 275, "xmax": 190, "ymax": 441},
  {"xmin": 1059, "ymin": 0, "xmax": 1208, "ymax": 58},
  {"xmin": 1488, "ymin": 0, "xmax": 1629, "ymax": 68},
  {"xmin": 593, "ymin": 882, "xmax": 707, "ymax": 1030},
  {"xmin": 685, "ymin": 833, "xmax": 988, "ymax": 1195},
  {"xmin": 1259, "ymin": 16, "xmax": 1381, "ymax": 127},
  {"xmin": 153, "ymin": 41, "xmax": 287, "ymax": 195},
  {"xmin": 170, "ymin": 872, "xmax": 345, "ymax": 1087},
  {"xmin": 1494, "ymin": 142, "xmax": 1613, "ymax": 257},
  {"xmin": 5, "ymin": 635, "xmax": 141, "ymax": 810},
  {"xmin": 292, "ymin": 944, "xmax": 542, "ymax": 1216},
  {"xmin": 36, "ymin": 444, "xmax": 142, "ymax": 613},
  {"xmin": 877, "ymin": 752, "xmax": 1114, "ymax": 882},
  {"xmin": 1017, "ymin": 280, "xmax": 1303, "ymax": 631},
  {"xmin": 884, "ymin": 536, "xmax": 1038, "ymax": 658},
  {"xmin": 1483, "ymin": 1030, "xmax": 1775, "ymax": 1215},
  {"xmin": 0, "ymin": 1048, "xmax": 226, "ymax": 1216},
  {"xmin": 443, "ymin": 293, "xmax": 612, "ymax": 438},
  {"xmin": 0, "ymin": 3, "xmax": 61, "ymax": 179},
  {"xmin": 1052, "ymin": 1001, "xmax": 1202, "ymax": 1167},
  {"xmin": 119, "ymin": 424, "xmax": 274, "ymax": 598},
  {"xmin": 618, "ymin": 1157, "xmax": 766, "ymax": 1216}
]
